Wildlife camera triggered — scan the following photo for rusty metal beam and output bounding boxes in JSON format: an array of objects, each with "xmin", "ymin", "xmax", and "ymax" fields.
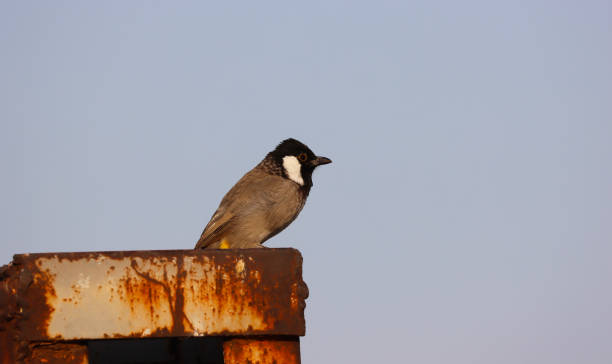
[
  {"xmin": 0, "ymin": 249, "xmax": 307, "ymax": 344},
  {"xmin": 223, "ymin": 337, "xmax": 301, "ymax": 364}
]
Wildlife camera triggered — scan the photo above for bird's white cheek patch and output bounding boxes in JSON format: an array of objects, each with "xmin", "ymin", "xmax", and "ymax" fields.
[{"xmin": 282, "ymin": 156, "xmax": 304, "ymax": 186}]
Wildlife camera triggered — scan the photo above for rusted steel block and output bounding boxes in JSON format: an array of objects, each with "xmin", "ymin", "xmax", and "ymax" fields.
[
  {"xmin": 223, "ymin": 337, "xmax": 301, "ymax": 364},
  {"xmin": 24, "ymin": 343, "xmax": 88, "ymax": 364},
  {"xmin": 0, "ymin": 249, "xmax": 307, "ymax": 342}
]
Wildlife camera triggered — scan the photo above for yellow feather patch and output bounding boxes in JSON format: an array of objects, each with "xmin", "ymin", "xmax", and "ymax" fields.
[{"xmin": 219, "ymin": 238, "xmax": 230, "ymax": 249}]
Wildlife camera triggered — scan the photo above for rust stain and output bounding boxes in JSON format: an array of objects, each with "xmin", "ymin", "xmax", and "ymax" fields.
[
  {"xmin": 223, "ymin": 337, "xmax": 301, "ymax": 364},
  {"xmin": 129, "ymin": 254, "xmax": 194, "ymax": 336},
  {"xmin": 1, "ymin": 259, "xmax": 58, "ymax": 362}
]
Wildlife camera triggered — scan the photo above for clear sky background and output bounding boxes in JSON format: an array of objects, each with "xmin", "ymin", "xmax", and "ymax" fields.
[{"xmin": 1, "ymin": 1, "xmax": 611, "ymax": 363}]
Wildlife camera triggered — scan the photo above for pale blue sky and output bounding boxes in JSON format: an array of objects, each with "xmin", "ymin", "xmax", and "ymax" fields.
[{"xmin": 2, "ymin": 1, "xmax": 611, "ymax": 363}]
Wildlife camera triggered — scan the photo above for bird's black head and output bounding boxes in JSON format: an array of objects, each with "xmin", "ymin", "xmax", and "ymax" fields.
[{"xmin": 267, "ymin": 138, "xmax": 332, "ymax": 188}]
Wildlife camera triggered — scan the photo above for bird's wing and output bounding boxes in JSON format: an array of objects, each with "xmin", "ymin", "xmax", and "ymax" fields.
[
  {"xmin": 195, "ymin": 168, "xmax": 262, "ymax": 249},
  {"xmin": 195, "ymin": 206, "xmax": 235, "ymax": 249}
]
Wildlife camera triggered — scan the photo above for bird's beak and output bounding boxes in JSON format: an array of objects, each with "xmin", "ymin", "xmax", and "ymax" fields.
[{"xmin": 311, "ymin": 156, "xmax": 332, "ymax": 167}]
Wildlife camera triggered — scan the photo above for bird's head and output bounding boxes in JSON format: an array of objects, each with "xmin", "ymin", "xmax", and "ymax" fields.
[{"xmin": 268, "ymin": 138, "xmax": 332, "ymax": 187}]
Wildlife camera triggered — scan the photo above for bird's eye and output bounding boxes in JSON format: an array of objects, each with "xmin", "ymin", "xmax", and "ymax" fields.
[{"xmin": 298, "ymin": 153, "xmax": 308, "ymax": 162}]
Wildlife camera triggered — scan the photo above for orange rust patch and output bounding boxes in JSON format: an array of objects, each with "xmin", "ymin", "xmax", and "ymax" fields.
[
  {"xmin": 223, "ymin": 337, "xmax": 301, "ymax": 364},
  {"xmin": 26, "ymin": 343, "xmax": 88, "ymax": 364}
]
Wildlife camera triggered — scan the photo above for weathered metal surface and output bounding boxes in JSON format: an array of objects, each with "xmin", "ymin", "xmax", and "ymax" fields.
[
  {"xmin": 223, "ymin": 337, "xmax": 301, "ymax": 364},
  {"xmin": 0, "ymin": 249, "xmax": 307, "ymax": 342},
  {"xmin": 24, "ymin": 343, "xmax": 88, "ymax": 364}
]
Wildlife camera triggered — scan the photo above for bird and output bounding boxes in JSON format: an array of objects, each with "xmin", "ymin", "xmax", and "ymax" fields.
[{"xmin": 195, "ymin": 138, "xmax": 331, "ymax": 249}]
